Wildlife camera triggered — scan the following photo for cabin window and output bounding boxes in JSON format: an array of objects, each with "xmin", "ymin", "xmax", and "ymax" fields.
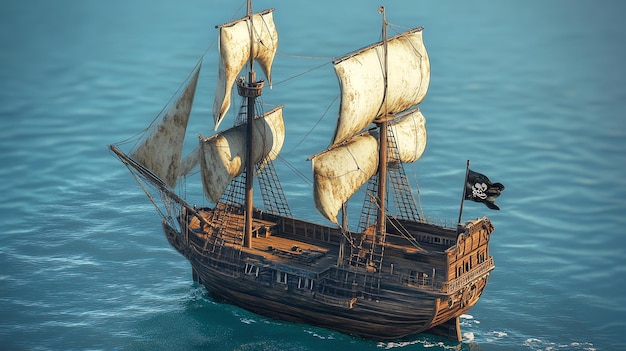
[
  {"xmin": 457, "ymin": 266, "xmax": 463, "ymax": 278},
  {"xmin": 418, "ymin": 272, "xmax": 429, "ymax": 285},
  {"xmin": 297, "ymin": 277, "xmax": 314, "ymax": 290},
  {"xmin": 409, "ymin": 270, "xmax": 417, "ymax": 284},
  {"xmin": 244, "ymin": 263, "xmax": 259, "ymax": 276},
  {"xmin": 477, "ymin": 250, "xmax": 485, "ymax": 264},
  {"xmin": 276, "ymin": 271, "xmax": 288, "ymax": 284}
]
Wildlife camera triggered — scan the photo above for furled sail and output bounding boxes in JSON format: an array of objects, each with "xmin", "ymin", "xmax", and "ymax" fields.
[
  {"xmin": 312, "ymin": 134, "xmax": 379, "ymax": 223},
  {"xmin": 213, "ymin": 9, "xmax": 278, "ymax": 130},
  {"xmin": 130, "ymin": 66, "xmax": 201, "ymax": 188},
  {"xmin": 389, "ymin": 108, "xmax": 427, "ymax": 164},
  {"xmin": 200, "ymin": 106, "xmax": 285, "ymax": 202},
  {"xmin": 332, "ymin": 28, "xmax": 429, "ymax": 146}
]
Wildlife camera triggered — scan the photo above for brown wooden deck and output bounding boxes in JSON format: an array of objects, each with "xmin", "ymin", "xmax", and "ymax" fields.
[{"xmin": 246, "ymin": 232, "xmax": 339, "ymax": 273}]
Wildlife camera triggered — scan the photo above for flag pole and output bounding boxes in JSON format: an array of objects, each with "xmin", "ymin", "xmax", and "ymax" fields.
[{"xmin": 457, "ymin": 160, "xmax": 470, "ymax": 229}]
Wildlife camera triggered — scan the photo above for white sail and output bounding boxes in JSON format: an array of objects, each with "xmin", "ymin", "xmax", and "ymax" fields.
[
  {"xmin": 130, "ymin": 66, "xmax": 201, "ymax": 188},
  {"xmin": 178, "ymin": 146, "xmax": 200, "ymax": 177},
  {"xmin": 312, "ymin": 134, "xmax": 379, "ymax": 223},
  {"xmin": 332, "ymin": 28, "xmax": 429, "ymax": 146},
  {"xmin": 213, "ymin": 9, "xmax": 278, "ymax": 130},
  {"xmin": 389, "ymin": 108, "xmax": 427, "ymax": 164},
  {"xmin": 311, "ymin": 109, "xmax": 426, "ymax": 223},
  {"xmin": 200, "ymin": 106, "xmax": 285, "ymax": 202}
]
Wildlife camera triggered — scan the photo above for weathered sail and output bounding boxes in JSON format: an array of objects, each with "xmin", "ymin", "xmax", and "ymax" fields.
[
  {"xmin": 312, "ymin": 134, "xmax": 379, "ymax": 223},
  {"xmin": 130, "ymin": 66, "xmax": 201, "ymax": 188},
  {"xmin": 213, "ymin": 9, "xmax": 278, "ymax": 130},
  {"xmin": 332, "ymin": 28, "xmax": 429, "ymax": 146},
  {"xmin": 389, "ymin": 108, "xmax": 427, "ymax": 164},
  {"xmin": 200, "ymin": 106, "xmax": 285, "ymax": 202},
  {"xmin": 178, "ymin": 146, "xmax": 201, "ymax": 177},
  {"xmin": 312, "ymin": 108, "xmax": 426, "ymax": 223}
]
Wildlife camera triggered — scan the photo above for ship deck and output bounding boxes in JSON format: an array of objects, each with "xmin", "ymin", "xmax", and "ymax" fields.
[
  {"xmin": 246, "ymin": 231, "xmax": 339, "ymax": 273},
  {"xmin": 188, "ymin": 207, "xmax": 452, "ymax": 286},
  {"xmin": 188, "ymin": 209, "xmax": 340, "ymax": 273}
]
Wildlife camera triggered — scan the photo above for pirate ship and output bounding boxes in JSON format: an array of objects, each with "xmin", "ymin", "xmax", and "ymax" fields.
[{"xmin": 110, "ymin": 2, "xmax": 502, "ymax": 341}]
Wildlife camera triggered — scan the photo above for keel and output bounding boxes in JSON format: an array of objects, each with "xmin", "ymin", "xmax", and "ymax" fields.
[{"xmin": 427, "ymin": 316, "xmax": 461, "ymax": 342}]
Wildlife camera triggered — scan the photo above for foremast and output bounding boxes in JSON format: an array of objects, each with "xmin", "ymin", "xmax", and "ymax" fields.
[
  {"xmin": 111, "ymin": 0, "xmax": 287, "ymax": 241},
  {"xmin": 212, "ymin": 0, "xmax": 290, "ymax": 247}
]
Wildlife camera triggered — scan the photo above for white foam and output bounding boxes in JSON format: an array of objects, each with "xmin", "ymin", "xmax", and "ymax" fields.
[
  {"xmin": 523, "ymin": 337, "xmax": 596, "ymax": 351},
  {"xmin": 490, "ymin": 330, "xmax": 507, "ymax": 338},
  {"xmin": 303, "ymin": 329, "xmax": 335, "ymax": 340},
  {"xmin": 463, "ymin": 332, "xmax": 475, "ymax": 342},
  {"xmin": 378, "ymin": 339, "xmax": 460, "ymax": 350},
  {"xmin": 239, "ymin": 318, "xmax": 256, "ymax": 324}
]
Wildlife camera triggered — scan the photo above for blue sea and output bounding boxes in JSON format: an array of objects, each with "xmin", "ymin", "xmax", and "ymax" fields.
[{"xmin": 1, "ymin": 0, "xmax": 625, "ymax": 350}]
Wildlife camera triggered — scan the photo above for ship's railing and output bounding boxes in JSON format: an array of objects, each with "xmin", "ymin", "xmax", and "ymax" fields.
[
  {"xmin": 443, "ymin": 256, "xmax": 495, "ymax": 294},
  {"xmin": 279, "ymin": 217, "xmax": 342, "ymax": 244},
  {"xmin": 404, "ymin": 273, "xmax": 444, "ymax": 291},
  {"xmin": 419, "ymin": 215, "xmax": 458, "ymax": 230}
]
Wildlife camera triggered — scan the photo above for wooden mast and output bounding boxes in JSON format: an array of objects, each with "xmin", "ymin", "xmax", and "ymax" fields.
[
  {"xmin": 337, "ymin": 204, "xmax": 347, "ymax": 267},
  {"xmin": 243, "ymin": 0, "xmax": 258, "ymax": 248},
  {"xmin": 375, "ymin": 6, "xmax": 389, "ymax": 238}
]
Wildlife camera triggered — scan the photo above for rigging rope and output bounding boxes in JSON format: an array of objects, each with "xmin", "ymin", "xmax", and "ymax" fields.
[
  {"xmin": 274, "ymin": 155, "xmax": 311, "ymax": 186},
  {"xmin": 124, "ymin": 162, "xmax": 170, "ymax": 222},
  {"xmin": 276, "ymin": 52, "xmax": 334, "ymax": 61},
  {"xmin": 272, "ymin": 57, "xmax": 332, "ymax": 86},
  {"xmin": 285, "ymin": 94, "xmax": 338, "ymax": 155},
  {"xmin": 113, "ymin": 49, "xmax": 210, "ymax": 149},
  {"xmin": 364, "ymin": 192, "xmax": 424, "ymax": 251}
]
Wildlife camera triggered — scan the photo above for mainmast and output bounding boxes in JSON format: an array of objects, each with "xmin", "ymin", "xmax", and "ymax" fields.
[
  {"xmin": 241, "ymin": 0, "xmax": 263, "ymax": 248},
  {"xmin": 375, "ymin": 6, "xmax": 389, "ymax": 237}
]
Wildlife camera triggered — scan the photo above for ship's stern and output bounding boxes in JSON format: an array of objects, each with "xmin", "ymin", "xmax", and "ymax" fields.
[{"xmin": 427, "ymin": 217, "xmax": 496, "ymax": 341}]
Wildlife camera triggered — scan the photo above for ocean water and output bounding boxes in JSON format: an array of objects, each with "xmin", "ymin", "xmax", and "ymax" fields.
[{"xmin": 1, "ymin": 0, "xmax": 625, "ymax": 350}]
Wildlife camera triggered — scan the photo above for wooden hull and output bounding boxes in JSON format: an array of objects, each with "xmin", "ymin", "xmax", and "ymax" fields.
[
  {"xmin": 192, "ymin": 264, "xmax": 438, "ymax": 339},
  {"xmin": 163, "ymin": 209, "xmax": 495, "ymax": 341}
]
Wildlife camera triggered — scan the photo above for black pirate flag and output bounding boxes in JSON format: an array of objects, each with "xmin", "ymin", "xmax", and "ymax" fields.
[{"xmin": 464, "ymin": 169, "xmax": 505, "ymax": 210}]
